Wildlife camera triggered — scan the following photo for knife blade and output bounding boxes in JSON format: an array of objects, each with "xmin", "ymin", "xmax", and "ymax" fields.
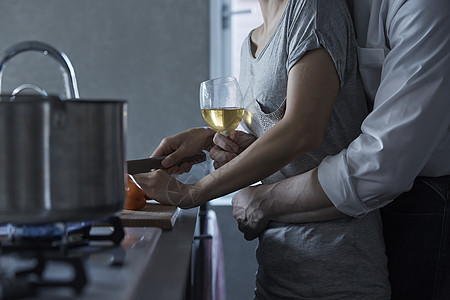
[{"xmin": 126, "ymin": 152, "xmax": 207, "ymax": 175}]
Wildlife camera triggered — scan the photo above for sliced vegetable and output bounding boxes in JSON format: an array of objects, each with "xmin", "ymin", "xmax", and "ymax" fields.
[{"xmin": 125, "ymin": 174, "xmax": 146, "ymax": 210}]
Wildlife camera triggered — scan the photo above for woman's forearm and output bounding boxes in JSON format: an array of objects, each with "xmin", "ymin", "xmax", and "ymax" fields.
[{"xmin": 196, "ymin": 118, "xmax": 320, "ymax": 203}]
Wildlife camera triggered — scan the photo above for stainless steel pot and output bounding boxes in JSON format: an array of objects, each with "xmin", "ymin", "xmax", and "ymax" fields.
[{"xmin": 0, "ymin": 41, "xmax": 127, "ymax": 224}]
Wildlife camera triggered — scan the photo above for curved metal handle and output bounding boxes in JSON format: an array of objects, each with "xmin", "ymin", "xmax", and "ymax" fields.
[
  {"xmin": 12, "ymin": 83, "xmax": 49, "ymax": 97},
  {"xmin": 0, "ymin": 41, "xmax": 79, "ymax": 99},
  {"xmin": 0, "ymin": 83, "xmax": 49, "ymax": 102}
]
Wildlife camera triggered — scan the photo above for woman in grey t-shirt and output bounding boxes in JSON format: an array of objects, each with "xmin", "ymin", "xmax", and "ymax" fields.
[
  {"xmin": 234, "ymin": 0, "xmax": 390, "ymax": 298},
  {"xmin": 136, "ymin": 0, "xmax": 390, "ymax": 298}
]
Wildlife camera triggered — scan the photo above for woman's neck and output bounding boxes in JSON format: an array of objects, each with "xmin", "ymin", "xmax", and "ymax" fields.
[
  {"xmin": 258, "ymin": 0, "xmax": 288, "ymax": 31},
  {"xmin": 251, "ymin": 0, "xmax": 288, "ymax": 58}
]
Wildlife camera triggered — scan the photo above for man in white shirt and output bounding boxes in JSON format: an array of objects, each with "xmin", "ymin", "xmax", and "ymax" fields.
[{"xmin": 228, "ymin": 0, "xmax": 450, "ymax": 298}]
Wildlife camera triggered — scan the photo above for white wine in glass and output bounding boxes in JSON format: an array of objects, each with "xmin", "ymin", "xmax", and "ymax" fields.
[{"xmin": 200, "ymin": 77, "xmax": 244, "ymax": 136}]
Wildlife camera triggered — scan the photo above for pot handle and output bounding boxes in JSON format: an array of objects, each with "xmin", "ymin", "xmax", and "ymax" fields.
[
  {"xmin": 0, "ymin": 41, "xmax": 79, "ymax": 99},
  {"xmin": 12, "ymin": 83, "xmax": 49, "ymax": 97}
]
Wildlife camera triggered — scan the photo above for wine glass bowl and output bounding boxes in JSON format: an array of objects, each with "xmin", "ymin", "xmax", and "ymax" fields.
[{"xmin": 199, "ymin": 77, "xmax": 244, "ymax": 136}]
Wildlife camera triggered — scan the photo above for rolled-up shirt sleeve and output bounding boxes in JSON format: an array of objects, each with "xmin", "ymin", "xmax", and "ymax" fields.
[{"xmin": 318, "ymin": 0, "xmax": 450, "ymax": 217}]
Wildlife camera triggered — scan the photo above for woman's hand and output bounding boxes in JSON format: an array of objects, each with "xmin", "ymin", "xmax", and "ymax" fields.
[
  {"xmin": 152, "ymin": 127, "xmax": 215, "ymax": 174},
  {"xmin": 134, "ymin": 170, "xmax": 202, "ymax": 208},
  {"xmin": 209, "ymin": 130, "xmax": 257, "ymax": 169}
]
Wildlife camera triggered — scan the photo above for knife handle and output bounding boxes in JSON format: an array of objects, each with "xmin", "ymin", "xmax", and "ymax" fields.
[
  {"xmin": 151, "ymin": 152, "xmax": 207, "ymax": 167},
  {"xmin": 127, "ymin": 152, "xmax": 207, "ymax": 175},
  {"xmin": 177, "ymin": 152, "xmax": 207, "ymax": 164}
]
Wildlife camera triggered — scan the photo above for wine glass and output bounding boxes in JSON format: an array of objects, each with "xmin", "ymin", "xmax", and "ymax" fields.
[{"xmin": 199, "ymin": 77, "xmax": 244, "ymax": 136}]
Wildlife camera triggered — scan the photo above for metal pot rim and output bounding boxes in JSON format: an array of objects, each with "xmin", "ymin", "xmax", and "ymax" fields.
[{"xmin": 0, "ymin": 94, "xmax": 127, "ymax": 104}]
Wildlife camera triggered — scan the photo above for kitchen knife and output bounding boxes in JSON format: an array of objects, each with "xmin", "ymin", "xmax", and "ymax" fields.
[{"xmin": 127, "ymin": 152, "xmax": 207, "ymax": 175}]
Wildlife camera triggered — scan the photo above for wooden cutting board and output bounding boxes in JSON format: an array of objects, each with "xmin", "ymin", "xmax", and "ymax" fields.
[{"xmin": 119, "ymin": 202, "xmax": 180, "ymax": 230}]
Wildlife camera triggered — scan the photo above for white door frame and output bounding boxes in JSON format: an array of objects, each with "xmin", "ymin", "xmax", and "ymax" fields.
[{"xmin": 209, "ymin": 0, "xmax": 232, "ymax": 79}]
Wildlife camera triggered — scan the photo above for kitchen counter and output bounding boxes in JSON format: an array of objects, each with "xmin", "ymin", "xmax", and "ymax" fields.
[
  {"xmin": 131, "ymin": 207, "xmax": 199, "ymax": 300},
  {"xmin": 14, "ymin": 208, "xmax": 199, "ymax": 300}
]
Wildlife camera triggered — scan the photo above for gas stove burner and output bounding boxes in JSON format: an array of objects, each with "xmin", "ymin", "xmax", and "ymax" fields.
[
  {"xmin": 0, "ymin": 216, "xmax": 126, "ymax": 298},
  {"xmin": 0, "ymin": 216, "xmax": 125, "ymax": 252}
]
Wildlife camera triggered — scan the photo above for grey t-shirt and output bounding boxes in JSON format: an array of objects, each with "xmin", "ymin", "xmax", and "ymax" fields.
[
  {"xmin": 239, "ymin": 0, "xmax": 368, "ymax": 184},
  {"xmin": 238, "ymin": 0, "xmax": 390, "ymax": 298}
]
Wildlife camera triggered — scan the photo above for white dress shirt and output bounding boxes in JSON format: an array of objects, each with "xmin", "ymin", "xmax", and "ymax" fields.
[{"xmin": 318, "ymin": 0, "xmax": 450, "ymax": 217}]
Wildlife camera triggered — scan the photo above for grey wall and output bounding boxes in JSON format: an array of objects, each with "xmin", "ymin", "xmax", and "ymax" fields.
[{"xmin": 0, "ymin": 0, "xmax": 209, "ymax": 159}]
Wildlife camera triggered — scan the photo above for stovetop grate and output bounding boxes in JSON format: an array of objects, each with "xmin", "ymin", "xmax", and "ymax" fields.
[{"xmin": 0, "ymin": 216, "xmax": 125, "ymax": 299}]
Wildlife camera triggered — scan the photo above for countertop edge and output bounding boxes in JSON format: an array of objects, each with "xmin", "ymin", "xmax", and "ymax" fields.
[{"xmin": 130, "ymin": 207, "xmax": 199, "ymax": 300}]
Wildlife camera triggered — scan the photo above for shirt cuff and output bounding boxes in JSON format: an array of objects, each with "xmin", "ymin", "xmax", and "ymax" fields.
[{"xmin": 318, "ymin": 151, "xmax": 369, "ymax": 218}]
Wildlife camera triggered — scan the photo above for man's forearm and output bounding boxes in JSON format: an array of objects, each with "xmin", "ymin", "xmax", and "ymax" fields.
[{"xmin": 264, "ymin": 168, "xmax": 346, "ymax": 223}]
